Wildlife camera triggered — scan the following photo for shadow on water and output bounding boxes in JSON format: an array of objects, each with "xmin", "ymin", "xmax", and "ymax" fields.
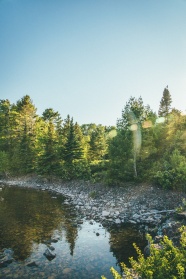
[
  {"xmin": 0, "ymin": 185, "xmax": 146, "ymax": 278},
  {"xmin": 108, "ymin": 223, "xmax": 146, "ymax": 268}
]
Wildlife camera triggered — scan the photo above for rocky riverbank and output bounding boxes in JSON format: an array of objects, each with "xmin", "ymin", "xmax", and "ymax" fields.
[
  {"xmin": 1, "ymin": 175, "xmax": 186, "ymax": 279},
  {"xmin": 1, "ymin": 175, "xmax": 186, "ymax": 236}
]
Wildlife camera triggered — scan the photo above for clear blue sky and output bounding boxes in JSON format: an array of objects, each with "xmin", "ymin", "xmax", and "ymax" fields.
[{"xmin": 0, "ymin": 0, "xmax": 186, "ymax": 126}]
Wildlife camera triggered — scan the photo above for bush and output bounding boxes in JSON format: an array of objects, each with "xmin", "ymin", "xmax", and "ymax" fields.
[
  {"xmin": 154, "ymin": 149, "xmax": 186, "ymax": 191},
  {"xmin": 102, "ymin": 227, "xmax": 186, "ymax": 279},
  {"xmin": 59, "ymin": 160, "xmax": 91, "ymax": 180},
  {"xmin": 90, "ymin": 160, "xmax": 109, "ymax": 182}
]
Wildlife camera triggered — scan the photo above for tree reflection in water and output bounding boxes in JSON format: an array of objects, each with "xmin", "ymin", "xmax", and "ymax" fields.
[
  {"xmin": 0, "ymin": 185, "xmax": 146, "ymax": 279},
  {"xmin": 108, "ymin": 224, "xmax": 146, "ymax": 268},
  {"xmin": 0, "ymin": 186, "xmax": 78, "ymax": 260}
]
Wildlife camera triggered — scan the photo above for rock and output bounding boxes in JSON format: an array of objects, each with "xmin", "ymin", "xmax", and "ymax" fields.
[
  {"xmin": 51, "ymin": 238, "xmax": 58, "ymax": 243},
  {"xmin": 102, "ymin": 210, "xmax": 110, "ymax": 217},
  {"xmin": 96, "ymin": 232, "xmax": 100, "ymax": 236},
  {"xmin": 49, "ymin": 245, "xmax": 55, "ymax": 251},
  {"xmin": 77, "ymin": 220, "xmax": 83, "ymax": 224},
  {"xmin": 64, "ymin": 200, "xmax": 69, "ymax": 205},
  {"xmin": 63, "ymin": 267, "xmax": 72, "ymax": 274},
  {"xmin": 78, "ymin": 201, "xmax": 83, "ymax": 206},
  {"xmin": 115, "ymin": 218, "xmax": 121, "ymax": 224},
  {"xmin": 132, "ymin": 213, "xmax": 141, "ymax": 219},
  {"xmin": 3, "ymin": 248, "xmax": 14, "ymax": 257},
  {"xmin": 1, "ymin": 177, "xmax": 184, "ymax": 232},
  {"xmin": 129, "ymin": 220, "xmax": 137, "ymax": 224},
  {"xmin": 0, "ymin": 257, "xmax": 13, "ymax": 268},
  {"xmin": 177, "ymin": 212, "xmax": 186, "ymax": 219},
  {"xmin": 43, "ymin": 248, "xmax": 56, "ymax": 261},
  {"xmin": 26, "ymin": 261, "xmax": 38, "ymax": 267}
]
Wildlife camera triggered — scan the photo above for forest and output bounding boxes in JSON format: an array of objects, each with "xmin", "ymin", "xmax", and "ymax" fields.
[{"xmin": 0, "ymin": 87, "xmax": 186, "ymax": 191}]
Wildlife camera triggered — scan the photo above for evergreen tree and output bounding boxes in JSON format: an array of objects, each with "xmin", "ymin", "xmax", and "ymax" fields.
[
  {"xmin": 0, "ymin": 99, "xmax": 12, "ymax": 153},
  {"xmin": 63, "ymin": 118, "xmax": 83, "ymax": 164},
  {"xmin": 61, "ymin": 115, "xmax": 71, "ymax": 144},
  {"xmin": 36, "ymin": 108, "xmax": 61, "ymax": 175},
  {"xmin": 158, "ymin": 86, "xmax": 172, "ymax": 117},
  {"xmin": 108, "ymin": 129, "xmax": 133, "ymax": 182},
  {"xmin": 88, "ymin": 125, "xmax": 107, "ymax": 161},
  {"xmin": 42, "ymin": 108, "xmax": 62, "ymax": 130},
  {"xmin": 11, "ymin": 95, "xmax": 37, "ymax": 173},
  {"xmin": 74, "ymin": 122, "xmax": 86, "ymax": 158}
]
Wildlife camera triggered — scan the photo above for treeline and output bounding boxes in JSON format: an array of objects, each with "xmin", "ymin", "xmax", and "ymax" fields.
[
  {"xmin": 0, "ymin": 87, "xmax": 186, "ymax": 190},
  {"xmin": 0, "ymin": 95, "xmax": 112, "ymax": 180}
]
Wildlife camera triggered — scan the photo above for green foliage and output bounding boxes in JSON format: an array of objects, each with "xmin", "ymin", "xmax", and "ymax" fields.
[
  {"xmin": 108, "ymin": 127, "xmax": 134, "ymax": 183},
  {"xmin": 36, "ymin": 118, "xmax": 59, "ymax": 175},
  {"xmin": 62, "ymin": 118, "xmax": 84, "ymax": 163},
  {"xmin": 59, "ymin": 160, "xmax": 91, "ymax": 180},
  {"xmin": 88, "ymin": 125, "xmax": 108, "ymax": 161},
  {"xmin": 0, "ymin": 151, "xmax": 9, "ymax": 174},
  {"xmin": 103, "ymin": 227, "xmax": 186, "ymax": 279},
  {"xmin": 111, "ymin": 96, "xmax": 156, "ymax": 180},
  {"xmin": 176, "ymin": 198, "xmax": 186, "ymax": 213},
  {"xmin": 0, "ymin": 91, "xmax": 186, "ymax": 185},
  {"xmin": 158, "ymin": 87, "xmax": 172, "ymax": 117},
  {"xmin": 90, "ymin": 160, "xmax": 109, "ymax": 182},
  {"xmin": 117, "ymin": 96, "xmax": 154, "ymax": 129},
  {"xmin": 154, "ymin": 149, "xmax": 186, "ymax": 190}
]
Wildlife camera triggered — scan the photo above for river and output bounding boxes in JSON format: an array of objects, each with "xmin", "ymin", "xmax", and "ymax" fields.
[{"xmin": 0, "ymin": 185, "xmax": 146, "ymax": 279}]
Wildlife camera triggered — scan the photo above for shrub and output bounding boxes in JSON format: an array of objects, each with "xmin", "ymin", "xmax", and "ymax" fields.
[
  {"xmin": 90, "ymin": 160, "xmax": 109, "ymax": 182},
  {"xmin": 59, "ymin": 160, "xmax": 91, "ymax": 180},
  {"xmin": 102, "ymin": 226, "xmax": 186, "ymax": 279},
  {"xmin": 154, "ymin": 149, "xmax": 186, "ymax": 191}
]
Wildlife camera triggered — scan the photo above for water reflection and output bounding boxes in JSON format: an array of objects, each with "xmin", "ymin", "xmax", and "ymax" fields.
[
  {"xmin": 108, "ymin": 224, "xmax": 146, "ymax": 267},
  {"xmin": 0, "ymin": 186, "xmax": 78, "ymax": 260},
  {"xmin": 0, "ymin": 185, "xmax": 145, "ymax": 279}
]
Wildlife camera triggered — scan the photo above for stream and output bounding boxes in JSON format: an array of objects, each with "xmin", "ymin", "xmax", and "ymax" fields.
[{"xmin": 0, "ymin": 185, "xmax": 146, "ymax": 278}]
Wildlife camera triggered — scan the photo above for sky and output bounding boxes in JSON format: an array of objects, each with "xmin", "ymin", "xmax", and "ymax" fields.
[{"xmin": 0, "ymin": 0, "xmax": 186, "ymax": 126}]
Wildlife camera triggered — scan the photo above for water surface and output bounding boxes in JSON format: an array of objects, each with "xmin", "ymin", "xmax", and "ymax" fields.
[{"xmin": 0, "ymin": 185, "xmax": 146, "ymax": 278}]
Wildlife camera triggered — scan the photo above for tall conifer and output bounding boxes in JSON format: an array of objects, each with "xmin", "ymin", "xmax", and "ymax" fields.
[{"xmin": 158, "ymin": 86, "xmax": 172, "ymax": 117}]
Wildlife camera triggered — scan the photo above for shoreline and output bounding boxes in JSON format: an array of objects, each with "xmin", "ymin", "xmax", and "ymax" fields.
[
  {"xmin": 0, "ymin": 175, "xmax": 185, "ymax": 234},
  {"xmin": 1, "ymin": 176, "xmax": 186, "ymax": 278}
]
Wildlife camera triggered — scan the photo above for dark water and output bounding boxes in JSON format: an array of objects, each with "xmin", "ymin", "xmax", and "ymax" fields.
[{"xmin": 0, "ymin": 185, "xmax": 146, "ymax": 279}]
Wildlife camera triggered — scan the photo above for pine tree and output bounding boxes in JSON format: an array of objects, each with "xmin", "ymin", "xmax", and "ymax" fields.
[
  {"xmin": 0, "ymin": 99, "xmax": 12, "ymax": 152},
  {"xmin": 63, "ymin": 118, "xmax": 83, "ymax": 164},
  {"xmin": 158, "ymin": 86, "xmax": 172, "ymax": 117},
  {"xmin": 12, "ymin": 95, "xmax": 37, "ymax": 173},
  {"xmin": 88, "ymin": 125, "xmax": 107, "ymax": 161},
  {"xmin": 36, "ymin": 108, "xmax": 61, "ymax": 175}
]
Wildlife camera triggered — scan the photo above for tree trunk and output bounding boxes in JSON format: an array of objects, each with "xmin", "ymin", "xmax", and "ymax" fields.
[{"xmin": 133, "ymin": 151, "xmax": 137, "ymax": 177}]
